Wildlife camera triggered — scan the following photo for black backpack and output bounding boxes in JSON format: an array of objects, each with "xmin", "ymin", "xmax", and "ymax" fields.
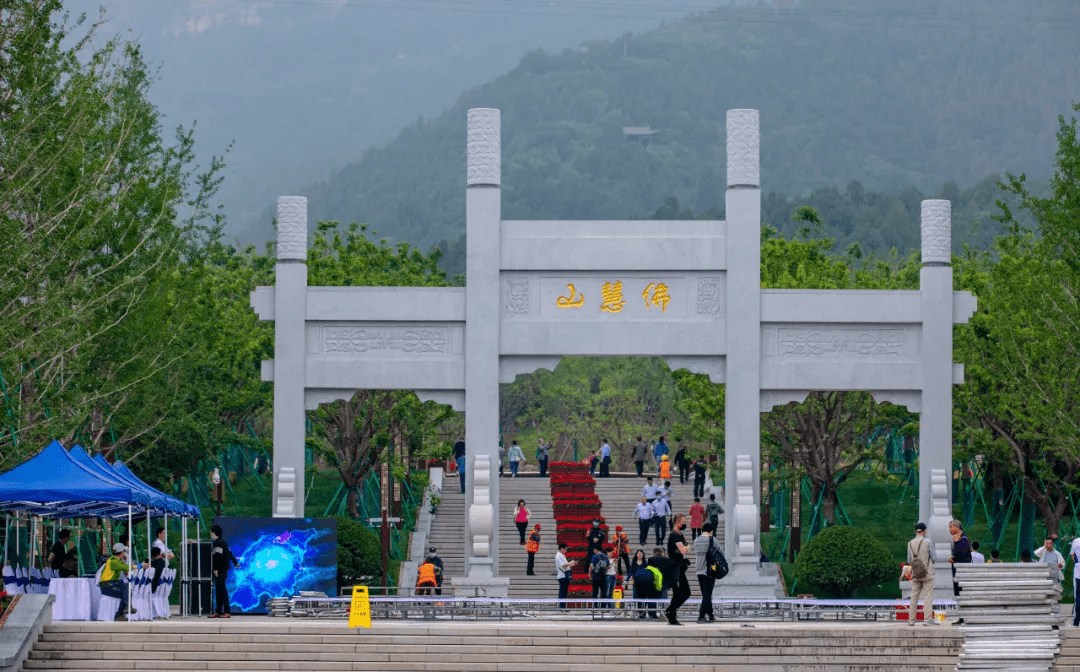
[
  {"xmin": 591, "ymin": 554, "xmax": 609, "ymax": 580},
  {"xmin": 705, "ymin": 538, "xmax": 729, "ymax": 580}
]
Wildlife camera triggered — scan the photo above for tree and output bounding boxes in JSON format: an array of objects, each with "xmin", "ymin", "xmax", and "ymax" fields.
[
  {"xmin": 954, "ymin": 104, "xmax": 1080, "ymax": 537},
  {"xmin": 0, "ymin": 0, "xmax": 225, "ymax": 467}
]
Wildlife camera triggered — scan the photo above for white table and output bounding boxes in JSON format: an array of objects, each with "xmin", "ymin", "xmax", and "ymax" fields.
[{"xmin": 47, "ymin": 578, "xmax": 97, "ymax": 621}]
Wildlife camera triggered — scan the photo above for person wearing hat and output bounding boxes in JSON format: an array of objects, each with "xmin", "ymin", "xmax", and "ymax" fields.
[
  {"xmin": 525, "ymin": 524, "xmax": 541, "ymax": 575},
  {"xmin": 659, "ymin": 454, "xmax": 672, "ymax": 480},
  {"xmin": 611, "ymin": 525, "xmax": 631, "ymax": 575},
  {"xmin": 586, "ymin": 519, "xmax": 607, "ymax": 560},
  {"xmin": 426, "ymin": 546, "xmax": 444, "ymax": 595},
  {"xmin": 98, "ymin": 543, "xmax": 147, "ymax": 621},
  {"xmin": 905, "ymin": 522, "xmax": 936, "ymax": 625}
]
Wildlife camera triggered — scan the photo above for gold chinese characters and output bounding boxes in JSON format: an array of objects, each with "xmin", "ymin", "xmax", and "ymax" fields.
[{"xmin": 556, "ymin": 281, "xmax": 671, "ymax": 313}]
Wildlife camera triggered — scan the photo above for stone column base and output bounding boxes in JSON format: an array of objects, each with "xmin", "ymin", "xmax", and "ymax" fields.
[
  {"xmin": 448, "ymin": 576, "xmax": 510, "ymax": 598},
  {"xmin": 715, "ymin": 564, "xmax": 784, "ymax": 598}
]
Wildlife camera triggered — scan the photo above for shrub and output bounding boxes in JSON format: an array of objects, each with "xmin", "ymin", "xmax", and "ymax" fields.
[
  {"xmin": 335, "ymin": 516, "xmax": 384, "ymax": 589},
  {"xmin": 793, "ymin": 525, "xmax": 895, "ymax": 598}
]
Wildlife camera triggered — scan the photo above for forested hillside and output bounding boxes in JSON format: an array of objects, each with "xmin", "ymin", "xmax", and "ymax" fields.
[{"xmin": 279, "ymin": 0, "xmax": 1078, "ymax": 258}]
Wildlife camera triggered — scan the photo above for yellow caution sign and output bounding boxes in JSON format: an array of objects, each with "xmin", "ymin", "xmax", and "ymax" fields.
[
  {"xmin": 613, "ymin": 586, "xmax": 623, "ymax": 609},
  {"xmin": 348, "ymin": 586, "xmax": 371, "ymax": 628}
]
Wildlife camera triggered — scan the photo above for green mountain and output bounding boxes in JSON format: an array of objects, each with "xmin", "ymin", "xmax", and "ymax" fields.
[{"xmin": 274, "ymin": 0, "xmax": 1078, "ymax": 259}]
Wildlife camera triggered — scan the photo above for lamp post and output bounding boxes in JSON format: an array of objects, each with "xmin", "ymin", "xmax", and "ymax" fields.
[{"xmin": 211, "ymin": 467, "xmax": 222, "ymax": 517}]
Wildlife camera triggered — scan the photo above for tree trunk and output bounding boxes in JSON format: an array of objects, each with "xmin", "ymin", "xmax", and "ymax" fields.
[
  {"xmin": 346, "ymin": 485, "xmax": 360, "ymax": 520},
  {"xmin": 822, "ymin": 486, "xmax": 837, "ymax": 525}
]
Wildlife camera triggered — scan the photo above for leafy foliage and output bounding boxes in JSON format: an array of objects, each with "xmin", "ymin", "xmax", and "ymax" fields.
[
  {"xmin": 335, "ymin": 516, "xmax": 384, "ymax": 588},
  {"xmin": 793, "ymin": 525, "xmax": 895, "ymax": 598}
]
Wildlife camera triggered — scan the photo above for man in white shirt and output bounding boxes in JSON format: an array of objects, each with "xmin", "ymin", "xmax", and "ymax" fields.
[
  {"xmin": 555, "ymin": 543, "xmax": 573, "ymax": 609},
  {"xmin": 599, "ymin": 440, "xmax": 612, "ymax": 478},
  {"xmin": 653, "ymin": 497, "xmax": 670, "ymax": 546},
  {"xmin": 634, "ymin": 497, "xmax": 653, "ymax": 546},
  {"xmin": 970, "ymin": 540, "xmax": 985, "ymax": 564},
  {"xmin": 1034, "ymin": 537, "xmax": 1065, "ymax": 582},
  {"xmin": 1070, "ymin": 536, "xmax": 1080, "ymax": 627},
  {"xmin": 642, "ymin": 478, "xmax": 658, "ymax": 503},
  {"xmin": 152, "ymin": 527, "xmax": 175, "ymax": 568}
]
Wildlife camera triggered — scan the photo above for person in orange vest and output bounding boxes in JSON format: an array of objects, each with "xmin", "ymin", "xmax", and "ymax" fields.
[
  {"xmin": 612, "ymin": 525, "xmax": 631, "ymax": 575},
  {"xmin": 525, "ymin": 524, "xmax": 541, "ymax": 575},
  {"xmin": 415, "ymin": 558, "xmax": 440, "ymax": 596},
  {"xmin": 659, "ymin": 455, "xmax": 671, "ymax": 480}
]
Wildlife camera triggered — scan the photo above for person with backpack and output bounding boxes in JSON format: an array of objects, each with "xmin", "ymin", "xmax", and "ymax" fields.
[
  {"xmin": 692, "ymin": 458, "xmax": 707, "ymax": 498},
  {"xmin": 904, "ymin": 521, "xmax": 936, "ymax": 625},
  {"xmin": 589, "ymin": 546, "xmax": 611, "ymax": 608},
  {"xmin": 693, "ymin": 522, "xmax": 722, "ymax": 622},
  {"xmin": 653, "ymin": 436, "xmax": 669, "ymax": 475},
  {"xmin": 705, "ymin": 493, "xmax": 723, "ymax": 529},
  {"xmin": 633, "ymin": 551, "xmax": 665, "ymax": 619}
]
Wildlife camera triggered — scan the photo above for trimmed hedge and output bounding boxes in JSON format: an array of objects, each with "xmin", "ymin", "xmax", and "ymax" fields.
[{"xmin": 793, "ymin": 525, "xmax": 895, "ymax": 598}]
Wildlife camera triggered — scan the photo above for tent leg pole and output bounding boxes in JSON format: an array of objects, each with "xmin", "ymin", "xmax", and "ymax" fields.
[
  {"xmin": 4, "ymin": 514, "xmax": 8, "ymax": 567},
  {"xmin": 196, "ymin": 520, "xmax": 201, "ymax": 616},
  {"xmin": 128, "ymin": 506, "xmax": 133, "ymax": 617},
  {"xmin": 180, "ymin": 518, "xmax": 185, "ymax": 618}
]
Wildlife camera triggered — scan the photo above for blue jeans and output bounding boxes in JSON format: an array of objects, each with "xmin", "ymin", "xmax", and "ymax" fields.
[
  {"xmin": 99, "ymin": 580, "xmax": 128, "ymax": 618},
  {"xmin": 510, "ymin": 461, "xmax": 519, "ymax": 476},
  {"xmin": 605, "ymin": 575, "xmax": 616, "ymax": 600},
  {"xmin": 456, "ymin": 457, "xmax": 465, "ymax": 493}
]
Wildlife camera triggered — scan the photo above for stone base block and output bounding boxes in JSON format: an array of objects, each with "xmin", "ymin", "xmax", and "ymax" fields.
[
  {"xmin": 715, "ymin": 564, "xmax": 784, "ymax": 598},
  {"xmin": 448, "ymin": 576, "xmax": 510, "ymax": 598}
]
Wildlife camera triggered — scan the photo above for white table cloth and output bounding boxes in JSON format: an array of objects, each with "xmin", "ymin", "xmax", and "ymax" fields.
[{"xmin": 47, "ymin": 578, "xmax": 96, "ymax": 621}]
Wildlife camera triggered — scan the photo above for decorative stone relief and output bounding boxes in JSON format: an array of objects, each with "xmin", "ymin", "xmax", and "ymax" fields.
[
  {"xmin": 921, "ymin": 199, "xmax": 951, "ymax": 264},
  {"xmin": 504, "ymin": 278, "xmax": 529, "ymax": 316},
  {"xmin": 778, "ymin": 330, "xmax": 903, "ymax": 357},
  {"xmin": 734, "ymin": 454, "xmax": 759, "ymax": 561},
  {"xmin": 467, "ymin": 109, "xmax": 500, "ymax": 186},
  {"xmin": 323, "ymin": 328, "xmax": 447, "ymax": 354},
  {"xmin": 276, "ymin": 196, "xmax": 308, "ymax": 261},
  {"xmin": 928, "ymin": 468, "xmax": 952, "ymax": 569},
  {"xmin": 274, "ymin": 466, "xmax": 297, "ymax": 517},
  {"xmin": 468, "ymin": 456, "xmax": 494, "ymax": 558},
  {"xmin": 696, "ymin": 277, "xmax": 723, "ymax": 316},
  {"xmin": 726, "ymin": 109, "xmax": 759, "ymax": 187}
]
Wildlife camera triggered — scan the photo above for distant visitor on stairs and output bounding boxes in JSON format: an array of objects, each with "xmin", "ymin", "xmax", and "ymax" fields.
[{"xmin": 526, "ymin": 524, "xmax": 541, "ymax": 575}]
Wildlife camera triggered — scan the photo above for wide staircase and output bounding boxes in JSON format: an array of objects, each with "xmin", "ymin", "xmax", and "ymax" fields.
[
  {"xmin": 24, "ymin": 620, "xmax": 963, "ymax": 671},
  {"xmin": 426, "ymin": 470, "xmax": 721, "ymax": 599}
]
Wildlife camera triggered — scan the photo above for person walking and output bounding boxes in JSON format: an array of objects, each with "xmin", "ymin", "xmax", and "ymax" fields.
[
  {"xmin": 665, "ymin": 513, "xmax": 691, "ymax": 626},
  {"xmin": 1034, "ymin": 537, "xmax": 1066, "ymax": 583},
  {"xmin": 705, "ymin": 493, "xmax": 723, "ymax": 530},
  {"xmin": 453, "ymin": 440, "xmax": 466, "ymax": 494},
  {"xmin": 209, "ymin": 524, "xmax": 240, "ymax": 618},
  {"xmin": 631, "ymin": 437, "xmax": 650, "ymax": 477},
  {"xmin": 634, "ymin": 555, "xmax": 663, "ymax": 619},
  {"xmin": 653, "ymin": 496, "xmax": 670, "ymax": 546},
  {"xmin": 674, "ymin": 444, "xmax": 689, "ymax": 484},
  {"xmin": 525, "ymin": 524, "xmax": 541, "ymax": 575},
  {"xmin": 498, "ymin": 443, "xmax": 506, "ymax": 477},
  {"xmin": 642, "ymin": 477, "xmax": 659, "ymax": 503},
  {"xmin": 612, "ymin": 525, "xmax": 631, "ymax": 575},
  {"xmin": 693, "ymin": 522, "xmax": 718, "ymax": 622},
  {"xmin": 555, "ymin": 543, "xmax": 572, "ymax": 609},
  {"xmin": 628, "ymin": 549, "xmax": 648, "ymax": 584},
  {"xmin": 589, "ymin": 545, "xmax": 610, "ymax": 608},
  {"xmin": 507, "ymin": 439, "xmax": 525, "ymax": 477},
  {"xmin": 604, "ymin": 545, "xmax": 618, "ymax": 606},
  {"xmin": 688, "ymin": 498, "xmax": 705, "ymax": 540},
  {"xmin": 635, "ymin": 497, "xmax": 653, "ymax": 546},
  {"xmin": 514, "ymin": 500, "xmax": 531, "ymax": 545},
  {"xmin": 599, "ymin": 439, "xmax": 612, "ymax": 478},
  {"xmin": 905, "ymin": 522, "xmax": 936, "ymax": 625},
  {"xmin": 692, "ymin": 458, "xmax": 707, "ymax": 498},
  {"xmin": 653, "ymin": 436, "xmax": 669, "ymax": 475},
  {"xmin": 1069, "ymin": 536, "xmax": 1080, "ymax": 626},
  {"xmin": 536, "ymin": 439, "xmax": 550, "ymax": 477}
]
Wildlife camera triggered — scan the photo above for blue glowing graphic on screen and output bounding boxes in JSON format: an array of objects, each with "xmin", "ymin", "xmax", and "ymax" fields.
[{"xmin": 215, "ymin": 517, "xmax": 338, "ymax": 614}]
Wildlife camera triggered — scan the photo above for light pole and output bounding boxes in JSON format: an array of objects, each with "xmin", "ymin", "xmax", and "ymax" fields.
[{"xmin": 212, "ymin": 467, "xmax": 222, "ymax": 517}]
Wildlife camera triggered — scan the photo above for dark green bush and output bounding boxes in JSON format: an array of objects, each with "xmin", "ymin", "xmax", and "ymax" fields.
[
  {"xmin": 793, "ymin": 525, "xmax": 895, "ymax": 598},
  {"xmin": 335, "ymin": 516, "xmax": 383, "ymax": 589}
]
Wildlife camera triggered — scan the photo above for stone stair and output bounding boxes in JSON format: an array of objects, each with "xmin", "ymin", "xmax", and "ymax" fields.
[
  {"xmin": 424, "ymin": 471, "xmax": 722, "ymax": 599},
  {"xmin": 23, "ymin": 620, "xmax": 963, "ymax": 671},
  {"xmin": 1054, "ymin": 627, "xmax": 1080, "ymax": 672}
]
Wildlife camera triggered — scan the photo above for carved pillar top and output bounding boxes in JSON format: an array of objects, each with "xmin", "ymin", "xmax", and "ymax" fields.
[
  {"xmin": 467, "ymin": 108, "xmax": 501, "ymax": 187},
  {"xmin": 276, "ymin": 196, "xmax": 308, "ymax": 261},
  {"xmin": 920, "ymin": 199, "xmax": 951, "ymax": 265},
  {"xmin": 726, "ymin": 109, "xmax": 759, "ymax": 188}
]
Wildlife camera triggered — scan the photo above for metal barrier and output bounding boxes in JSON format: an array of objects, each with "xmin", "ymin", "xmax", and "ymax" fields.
[{"xmin": 284, "ymin": 595, "xmax": 957, "ymax": 622}]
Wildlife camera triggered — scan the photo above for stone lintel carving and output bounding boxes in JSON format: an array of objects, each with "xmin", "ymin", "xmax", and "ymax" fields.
[
  {"xmin": 504, "ymin": 277, "xmax": 529, "ymax": 316},
  {"xmin": 726, "ymin": 109, "xmax": 759, "ymax": 188},
  {"xmin": 273, "ymin": 467, "xmax": 297, "ymax": 517},
  {"xmin": 778, "ymin": 329, "xmax": 903, "ymax": 358},
  {"xmin": 921, "ymin": 199, "xmax": 951, "ymax": 264},
  {"xmin": 415, "ymin": 390, "xmax": 465, "ymax": 412},
  {"xmin": 664, "ymin": 356, "xmax": 725, "ymax": 384},
  {"xmin": 276, "ymin": 196, "xmax": 308, "ymax": 261},
  {"xmin": 323, "ymin": 327, "xmax": 448, "ymax": 355},
  {"xmin": 928, "ymin": 468, "xmax": 952, "ymax": 568},
  {"xmin": 499, "ymin": 356, "xmax": 561, "ymax": 384},
  {"xmin": 467, "ymin": 108, "xmax": 500, "ymax": 187},
  {"xmin": 734, "ymin": 454, "xmax": 758, "ymax": 562},
  {"xmin": 468, "ymin": 455, "xmax": 495, "ymax": 562},
  {"xmin": 696, "ymin": 277, "xmax": 724, "ymax": 316}
]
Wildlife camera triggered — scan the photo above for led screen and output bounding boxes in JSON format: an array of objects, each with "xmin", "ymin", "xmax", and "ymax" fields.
[{"xmin": 214, "ymin": 516, "xmax": 338, "ymax": 614}]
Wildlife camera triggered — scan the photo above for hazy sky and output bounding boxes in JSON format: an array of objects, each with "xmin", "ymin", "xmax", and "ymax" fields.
[{"xmin": 63, "ymin": 0, "xmax": 728, "ymax": 242}]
